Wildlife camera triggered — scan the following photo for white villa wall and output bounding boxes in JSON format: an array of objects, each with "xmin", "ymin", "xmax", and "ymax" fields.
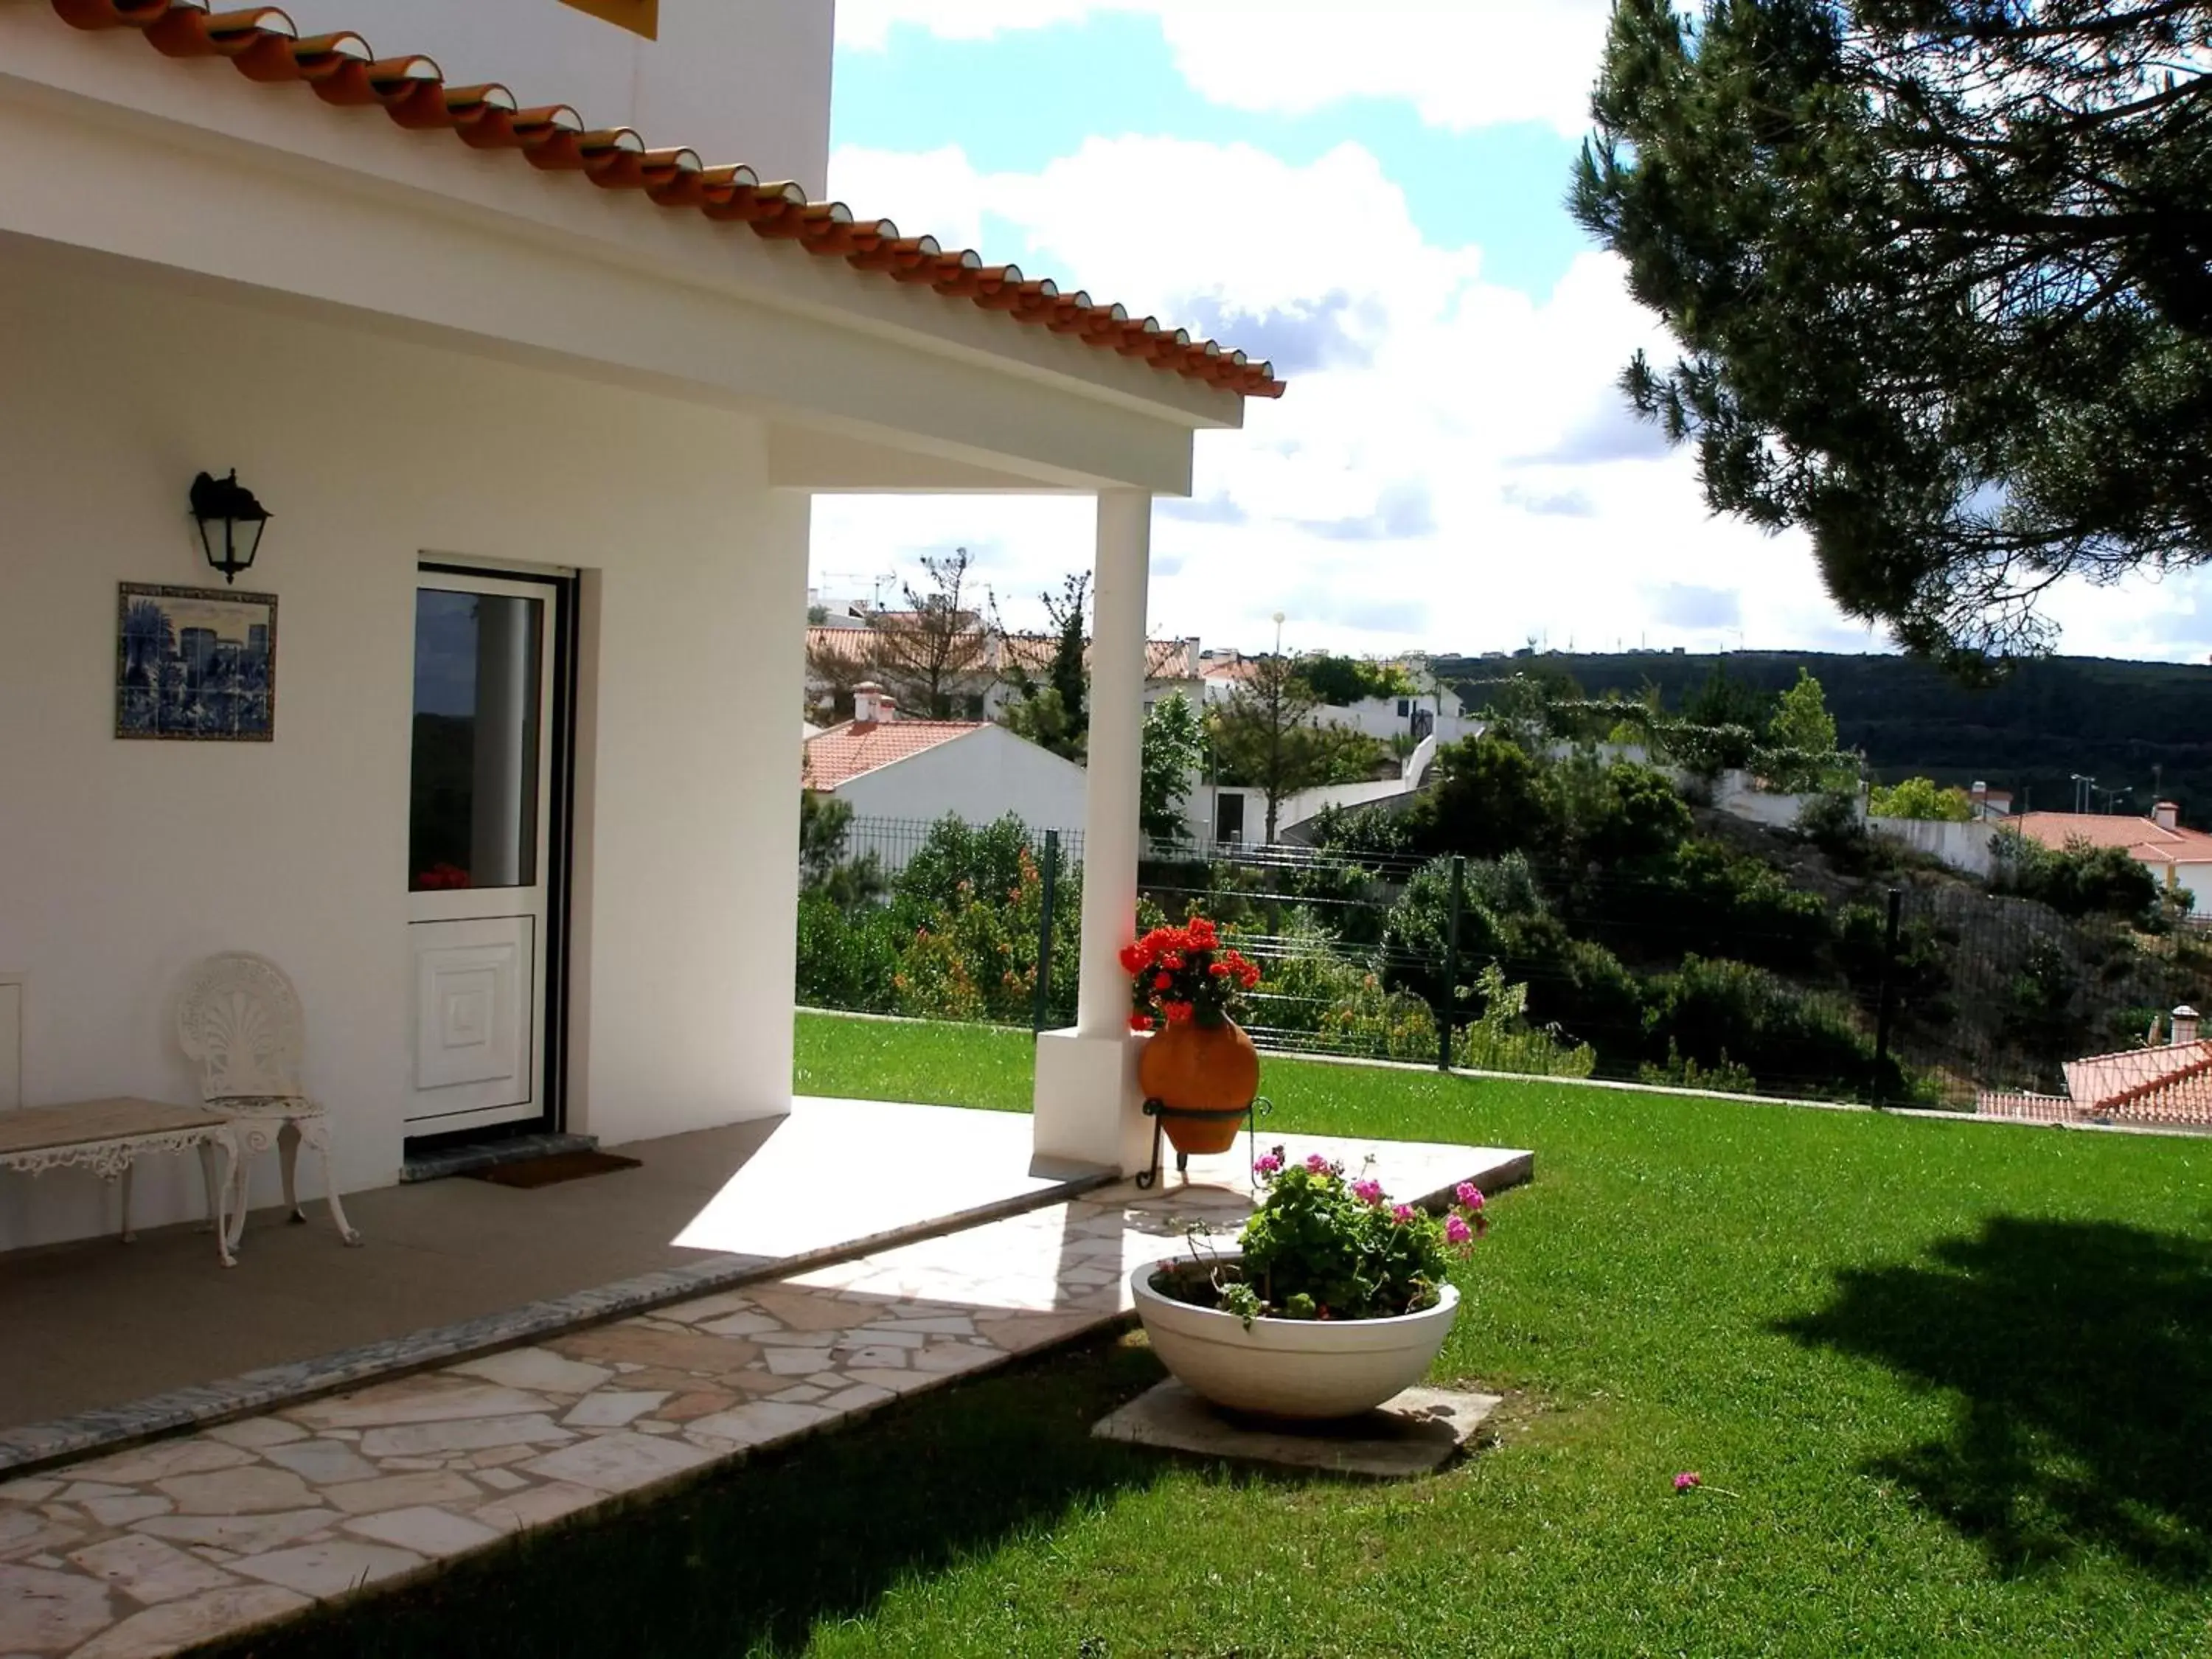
[
  {"xmin": 832, "ymin": 726, "xmax": 1092, "ymax": 841},
  {"xmin": 1868, "ymin": 817, "xmax": 1998, "ymax": 877},
  {"xmin": 0, "ymin": 257, "xmax": 806, "ymax": 1251},
  {"xmin": 277, "ymin": 0, "xmax": 835, "ymax": 197}
]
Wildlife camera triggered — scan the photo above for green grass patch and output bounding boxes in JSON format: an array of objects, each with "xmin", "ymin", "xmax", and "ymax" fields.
[{"xmin": 223, "ymin": 1015, "xmax": 2212, "ymax": 1657}]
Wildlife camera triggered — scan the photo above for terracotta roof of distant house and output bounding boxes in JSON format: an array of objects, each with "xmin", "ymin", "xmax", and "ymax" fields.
[
  {"xmin": 2011, "ymin": 812, "xmax": 2212, "ymax": 867},
  {"xmin": 801, "ymin": 720, "xmax": 984, "ymax": 790},
  {"xmin": 46, "ymin": 1, "xmax": 1284, "ymax": 399},
  {"xmin": 2063, "ymin": 1039, "xmax": 2212, "ymax": 1120},
  {"xmin": 997, "ymin": 635, "xmax": 1200, "ymax": 678},
  {"xmin": 803, "ymin": 627, "xmax": 1198, "ymax": 678},
  {"xmin": 1977, "ymin": 1040, "xmax": 2212, "ymax": 1129}
]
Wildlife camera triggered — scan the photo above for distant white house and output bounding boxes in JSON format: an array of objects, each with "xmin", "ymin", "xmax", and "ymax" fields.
[{"xmin": 803, "ymin": 686, "xmax": 1089, "ymax": 866}]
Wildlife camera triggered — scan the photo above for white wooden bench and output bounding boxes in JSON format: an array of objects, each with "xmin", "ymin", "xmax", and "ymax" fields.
[{"xmin": 0, "ymin": 1098, "xmax": 240, "ymax": 1267}]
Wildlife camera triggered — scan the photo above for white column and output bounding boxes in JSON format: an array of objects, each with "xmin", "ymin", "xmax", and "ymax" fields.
[{"xmin": 1032, "ymin": 488, "xmax": 1155, "ymax": 1173}]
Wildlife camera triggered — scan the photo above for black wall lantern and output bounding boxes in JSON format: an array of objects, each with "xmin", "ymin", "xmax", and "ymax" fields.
[{"xmin": 189, "ymin": 470, "xmax": 272, "ymax": 585}]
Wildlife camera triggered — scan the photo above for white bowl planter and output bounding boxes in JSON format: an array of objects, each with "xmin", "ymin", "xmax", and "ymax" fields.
[{"xmin": 1130, "ymin": 1253, "xmax": 1460, "ymax": 1419}]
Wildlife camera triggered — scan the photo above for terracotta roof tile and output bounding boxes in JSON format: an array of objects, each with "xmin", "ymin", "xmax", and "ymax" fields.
[
  {"xmin": 45, "ymin": 1, "xmax": 1285, "ymax": 400},
  {"xmin": 1979, "ymin": 1041, "xmax": 2212, "ymax": 1129},
  {"xmin": 801, "ymin": 720, "xmax": 984, "ymax": 791},
  {"xmin": 801, "ymin": 627, "xmax": 1198, "ymax": 678},
  {"xmin": 2011, "ymin": 812, "xmax": 2212, "ymax": 866}
]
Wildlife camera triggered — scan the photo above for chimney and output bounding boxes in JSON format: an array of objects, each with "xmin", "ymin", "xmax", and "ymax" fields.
[
  {"xmin": 877, "ymin": 695, "xmax": 897, "ymax": 724},
  {"xmin": 2174, "ymin": 1005, "xmax": 2201, "ymax": 1047},
  {"xmin": 852, "ymin": 681, "xmax": 885, "ymax": 731},
  {"xmin": 1969, "ymin": 781, "xmax": 1987, "ymax": 819},
  {"xmin": 2154, "ymin": 801, "xmax": 2180, "ymax": 832}
]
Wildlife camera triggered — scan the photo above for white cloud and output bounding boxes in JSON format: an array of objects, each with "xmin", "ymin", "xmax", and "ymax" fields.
[
  {"xmin": 815, "ymin": 131, "xmax": 2212, "ymax": 664},
  {"xmin": 835, "ymin": 1, "xmax": 1613, "ymax": 138}
]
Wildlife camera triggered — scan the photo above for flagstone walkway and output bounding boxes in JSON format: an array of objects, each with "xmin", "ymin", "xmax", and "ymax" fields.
[{"xmin": 0, "ymin": 1133, "xmax": 1529, "ymax": 1658}]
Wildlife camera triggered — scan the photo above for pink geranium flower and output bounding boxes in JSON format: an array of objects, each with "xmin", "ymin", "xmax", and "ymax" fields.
[
  {"xmin": 1674, "ymin": 1471, "xmax": 1701, "ymax": 1492},
  {"xmin": 1305, "ymin": 1153, "xmax": 1331, "ymax": 1174},
  {"xmin": 1352, "ymin": 1178, "xmax": 1385, "ymax": 1205},
  {"xmin": 1456, "ymin": 1182, "xmax": 1485, "ymax": 1211},
  {"xmin": 1391, "ymin": 1203, "xmax": 1416, "ymax": 1224},
  {"xmin": 1444, "ymin": 1214, "xmax": 1473, "ymax": 1245},
  {"xmin": 1253, "ymin": 1151, "xmax": 1284, "ymax": 1177}
]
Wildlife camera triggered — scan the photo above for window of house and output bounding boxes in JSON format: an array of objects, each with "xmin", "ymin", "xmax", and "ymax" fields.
[
  {"xmin": 1397, "ymin": 698, "xmax": 1411, "ymax": 717},
  {"xmin": 557, "ymin": 0, "xmax": 658, "ymax": 38}
]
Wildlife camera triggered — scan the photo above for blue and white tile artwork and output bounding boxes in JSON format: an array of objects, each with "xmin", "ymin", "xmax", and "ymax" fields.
[{"xmin": 116, "ymin": 582, "xmax": 277, "ymax": 740}]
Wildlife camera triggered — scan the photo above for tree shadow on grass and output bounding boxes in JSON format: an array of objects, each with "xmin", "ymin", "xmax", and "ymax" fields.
[
  {"xmin": 1776, "ymin": 1216, "xmax": 2212, "ymax": 1582},
  {"xmin": 211, "ymin": 1335, "xmax": 1299, "ymax": 1659}
]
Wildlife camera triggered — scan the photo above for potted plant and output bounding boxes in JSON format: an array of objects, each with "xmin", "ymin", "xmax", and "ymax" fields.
[
  {"xmin": 1130, "ymin": 1149, "xmax": 1490, "ymax": 1418},
  {"xmin": 1123, "ymin": 915, "xmax": 1262, "ymax": 1157}
]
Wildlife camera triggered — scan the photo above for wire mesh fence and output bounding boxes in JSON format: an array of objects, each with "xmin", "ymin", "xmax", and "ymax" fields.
[
  {"xmin": 798, "ymin": 812, "xmax": 2212, "ymax": 1110},
  {"xmin": 840, "ymin": 815, "xmax": 1087, "ymax": 881}
]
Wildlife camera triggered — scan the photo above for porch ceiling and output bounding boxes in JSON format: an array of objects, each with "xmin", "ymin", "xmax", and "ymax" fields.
[{"xmin": 0, "ymin": 2, "xmax": 1267, "ymax": 494}]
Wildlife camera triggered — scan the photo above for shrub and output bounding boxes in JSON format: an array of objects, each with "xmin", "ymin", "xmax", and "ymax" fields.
[
  {"xmin": 1577, "ymin": 840, "xmax": 1829, "ymax": 970},
  {"xmin": 795, "ymin": 894, "xmax": 902, "ymax": 1015},
  {"xmin": 1868, "ymin": 776, "xmax": 1974, "ymax": 821},
  {"xmin": 1638, "ymin": 1040, "xmax": 1758, "ymax": 1094},
  {"xmin": 799, "ymin": 793, "xmax": 886, "ymax": 911},
  {"xmin": 1241, "ymin": 912, "xmax": 1367, "ymax": 1040},
  {"xmin": 1315, "ymin": 973, "xmax": 1448, "ymax": 1064},
  {"xmin": 1457, "ymin": 964, "xmax": 1597, "ymax": 1078},
  {"xmin": 891, "ymin": 842, "xmax": 1082, "ymax": 1027},
  {"xmin": 1991, "ymin": 830, "xmax": 2160, "ymax": 922},
  {"xmin": 1405, "ymin": 734, "xmax": 1561, "ymax": 860},
  {"xmin": 1642, "ymin": 954, "xmax": 1876, "ymax": 1098},
  {"xmin": 1833, "ymin": 901, "xmax": 1955, "ymax": 1029},
  {"xmin": 895, "ymin": 814, "xmax": 1039, "ymax": 915},
  {"xmin": 1309, "ymin": 802, "xmax": 1416, "ymax": 866}
]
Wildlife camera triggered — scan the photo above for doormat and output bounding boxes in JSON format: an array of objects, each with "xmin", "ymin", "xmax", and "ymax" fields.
[
  {"xmin": 1093, "ymin": 1380, "xmax": 1500, "ymax": 1477},
  {"xmin": 464, "ymin": 1150, "xmax": 643, "ymax": 1189}
]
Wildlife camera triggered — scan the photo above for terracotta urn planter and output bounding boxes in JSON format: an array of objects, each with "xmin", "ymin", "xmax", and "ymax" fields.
[
  {"xmin": 1131, "ymin": 1253, "xmax": 1460, "ymax": 1418},
  {"xmin": 1137, "ymin": 1018, "xmax": 1261, "ymax": 1155}
]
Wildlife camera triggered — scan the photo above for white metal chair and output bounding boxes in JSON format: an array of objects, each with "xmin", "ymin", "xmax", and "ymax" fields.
[{"xmin": 175, "ymin": 951, "xmax": 361, "ymax": 1250}]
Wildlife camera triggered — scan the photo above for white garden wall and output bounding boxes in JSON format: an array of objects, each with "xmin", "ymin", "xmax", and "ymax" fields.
[
  {"xmin": 0, "ymin": 254, "xmax": 806, "ymax": 1251},
  {"xmin": 1867, "ymin": 817, "xmax": 1998, "ymax": 877}
]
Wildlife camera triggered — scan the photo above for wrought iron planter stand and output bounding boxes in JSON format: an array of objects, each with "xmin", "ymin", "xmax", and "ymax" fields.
[{"xmin": 1135, "ymin": 1096, "xmax": 1271, "ymax": 1190}]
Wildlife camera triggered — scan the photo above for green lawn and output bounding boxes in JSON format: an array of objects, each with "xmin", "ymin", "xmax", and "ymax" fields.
[{"xmin": 225, "ymin": 1014, "xmax": 2212, "ymax": 1657}]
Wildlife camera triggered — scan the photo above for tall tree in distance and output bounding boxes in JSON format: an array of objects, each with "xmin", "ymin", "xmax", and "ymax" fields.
[
  {"xmin": 995, "ymin": 571, "xmax": 1091, "ymax": 760},
  {"xmin": 871, "ymin": 546, "xmax": 990, "ymax": 719},
  {"xmin": 1575, "ymin": 0, "xmax": 2212, "ymax": 664},
  {"xmin": 1140, "ymin": 690, "xmax": 1206, "ymax": 844}
]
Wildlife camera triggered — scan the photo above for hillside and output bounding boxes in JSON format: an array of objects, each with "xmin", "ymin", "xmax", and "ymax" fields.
[{"xmin": 1438, "ymin": 650, "xmax": 2212, "ymax": 821}]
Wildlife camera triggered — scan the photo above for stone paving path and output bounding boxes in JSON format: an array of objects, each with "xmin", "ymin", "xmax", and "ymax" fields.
[{"xmin": 0, "ymin": 1135, "xmax": 1528, "ymax": 1658}]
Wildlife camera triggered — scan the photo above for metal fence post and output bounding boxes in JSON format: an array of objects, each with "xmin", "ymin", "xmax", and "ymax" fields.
[
  {"xmin": 1032, "ymin": 829, "xmax": 1060, "ymax": 1033},
  {"xmin": 1872, "ymin": 886, "xmax": 1902, "ymax": 1099},
  {"xmin": 1439, "ymin": 854, "xmax": 1465, "ymax": 1072}
]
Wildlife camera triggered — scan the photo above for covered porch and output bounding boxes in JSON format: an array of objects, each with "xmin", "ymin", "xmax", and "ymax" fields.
[
  {"xmin": 0, "ymin": 1098, "xmax": 1114, "ymax": 1450},
  {"xmin": 0, "ymin": 0, "xmax": 1262, "ymax": 1271},
  {"xmin": 0, "ymin": 1095, "xmax": 1528, "ymax": 1655}
]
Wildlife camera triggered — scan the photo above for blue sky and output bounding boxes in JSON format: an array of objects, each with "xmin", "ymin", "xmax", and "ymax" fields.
[{"xmin": 809, "ymin": 3, "xmax": 2205, "ymax": 664}]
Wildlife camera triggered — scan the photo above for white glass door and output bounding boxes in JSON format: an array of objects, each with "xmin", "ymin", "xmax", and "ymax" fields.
[{"xmin": 405, "ymin": 571, "xmax": 558, "ymax": 1135}]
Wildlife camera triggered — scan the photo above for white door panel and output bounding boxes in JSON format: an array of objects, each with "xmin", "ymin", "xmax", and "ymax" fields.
[
  {"xmin": 406, "ymin": 571, "xmax": 557, "ymax": 1133},
  {"xmin": 413, "ymin": 919, "xmax": 532, "ymax": 1105}
]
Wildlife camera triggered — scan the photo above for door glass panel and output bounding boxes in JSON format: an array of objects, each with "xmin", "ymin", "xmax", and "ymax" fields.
[{"xmin": 410, "ymin": 588, "xmax": 543, "ymax": 891}]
